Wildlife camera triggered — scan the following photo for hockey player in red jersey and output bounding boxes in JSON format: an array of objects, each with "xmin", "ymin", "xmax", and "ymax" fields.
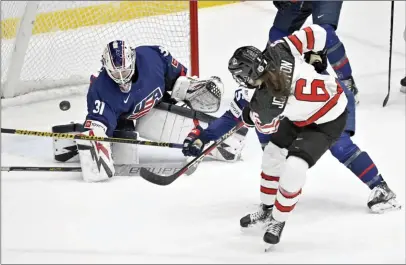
[
  {"xmin": 222, "ymin": 24, "xmax": 402, "ymax": 247},
  {"xmin": 229, "ymin": 24, "xmax": 348, "ymax": 247}
]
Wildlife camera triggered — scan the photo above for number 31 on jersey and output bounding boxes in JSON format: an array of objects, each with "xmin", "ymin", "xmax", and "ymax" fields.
[{"xmin": 93, "ymin": 100, "xmax": 105, "ymax": 115}]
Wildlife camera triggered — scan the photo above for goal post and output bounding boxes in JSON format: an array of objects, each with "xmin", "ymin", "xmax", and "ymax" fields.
[
  {"xmin": 3, "ymin": 2, "xmax": 40, "ymax": 99},
  {"xmin": 1, "ymin": 1, "xmax": 203, "ymax": 99}
]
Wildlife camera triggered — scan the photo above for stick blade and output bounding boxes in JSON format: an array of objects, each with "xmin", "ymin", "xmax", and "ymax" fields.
[
  {"xmin": 383, "ymin": 94, "xmax": 389, "ymax": 107},
  {"xmin": 139, "ymin": 167, "xmax": 178, "ymax": 186}
]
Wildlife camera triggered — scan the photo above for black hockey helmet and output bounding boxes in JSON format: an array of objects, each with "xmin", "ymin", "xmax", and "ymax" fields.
[{"xmin": 228, "ymin": 46, "xmax": 268, "ymax": 88}]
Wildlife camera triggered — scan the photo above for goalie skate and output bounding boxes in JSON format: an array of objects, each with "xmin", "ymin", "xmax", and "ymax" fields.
[{"xmin": 367, "ymin": 181, "xmax": 402, "ymax": 214}]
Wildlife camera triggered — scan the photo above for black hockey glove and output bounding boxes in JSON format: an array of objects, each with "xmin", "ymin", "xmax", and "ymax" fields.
[
  {"xmin": 273, "ymin": 1, "xmax": 293, "ymax": 11},
  {"xmin": 241, "ymin": 106, "xmax": 255, "ymax": 128},
  {"xmin": 182, "ymin": 125, "xmax": 209, "ymax": 157},
  {"xmin": 304, "ymin": 48, "xmax": 328, "ymax": 74}
]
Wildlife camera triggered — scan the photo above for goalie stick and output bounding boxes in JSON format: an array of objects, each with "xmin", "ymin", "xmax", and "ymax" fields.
[
  {"xmin": 2, "ymin": 163, "xmax": 182, "ymax": 176},
  {"xmin": 1, "ymin": 166, "xmax": 81, "ymax": 172},
  {"xmin": 1, "ymin": 128, "xmax": 183, "ymax": 149},
  {"xmin": 139, "ymin": 122, "xmax": 245, "ymax": 186}
]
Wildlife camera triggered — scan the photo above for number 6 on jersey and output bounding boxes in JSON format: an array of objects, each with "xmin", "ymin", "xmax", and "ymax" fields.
[{"xmin": 294, "ymin": 78, "xmax": 329, "ymax": 102}]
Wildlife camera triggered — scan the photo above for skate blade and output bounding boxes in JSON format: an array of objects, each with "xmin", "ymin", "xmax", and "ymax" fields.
[
  {"xmin": 264, "ymin": 242, "xmax": 275, "ymax": 252},
  {"xmin": 369, "ymin": 199, "xmax": 402, "ymax": 214}
]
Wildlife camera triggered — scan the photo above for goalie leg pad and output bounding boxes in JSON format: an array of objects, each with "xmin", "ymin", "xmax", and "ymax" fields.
[
  {"xmin": 52, "ymin": 123, "xmax": 85, "ymax": 162},
  {"xmin": 76, "ymin": 121, "xmax": 115, "ymax": 182},
  {"xmin": 135, "ymin": 105, "xmax": 197, "ymax": 144},
  {"xmin": 112, "ymin": 130, "xmax": 139, "ymax": 165},
  {"xmin": 136, "ymin": 103, "xmax": 246, "ymax": 162},
  {"xmin": 206, "ymin": 128, "xmax": 247, "ymax": 162}
]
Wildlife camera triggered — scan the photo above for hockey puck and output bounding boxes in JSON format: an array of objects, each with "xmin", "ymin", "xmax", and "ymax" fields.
[{"xmin": 59, "ymin": 100, "xmax": 71, "ymax": 111}]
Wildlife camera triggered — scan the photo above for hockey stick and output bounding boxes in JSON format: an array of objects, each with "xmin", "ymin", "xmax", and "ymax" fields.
[
  {"xmin": 139, "ymin": 122, "xmax": 245, "ymax": 186},
  {"xmin": 1, "ymin": 128, "xmax": 183, "ymax": 149},
  {"xmin": 1, "ymin": 166, "xmax": 82, "ymax": 172},
  {"xmin": 383, "ymin": 1, "xmax": 395, "ymax": 107},
  {"xmin": 1, "ymin": 163, "xmax": 183, "ymax": 176}
]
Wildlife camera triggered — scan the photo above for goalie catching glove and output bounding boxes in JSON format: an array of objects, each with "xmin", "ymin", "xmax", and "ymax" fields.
[
  {"xmin": 171, "ymin": 76, "xmax": 223, "ymax": 113},
  {"xmin": 76, "ymin": 120, "xmax": 115, "ymax": 182}
]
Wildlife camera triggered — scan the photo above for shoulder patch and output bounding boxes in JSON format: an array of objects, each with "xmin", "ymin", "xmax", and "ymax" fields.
[{"xmin": 171, "ymin": 58, "xmax": 179, "ymax": 68}]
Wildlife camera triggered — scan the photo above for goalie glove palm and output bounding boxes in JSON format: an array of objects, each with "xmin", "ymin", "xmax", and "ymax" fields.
[
  {"xmin": 172, "ymin": 76, "xmax": 223, "ymax": 113},
  {"xmin": 182, "ymin": 125, "xmax": 208, "ymax": 157}
]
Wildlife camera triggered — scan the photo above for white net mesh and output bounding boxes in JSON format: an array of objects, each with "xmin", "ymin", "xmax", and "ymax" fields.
[{"xmin": 1, "ymin": 1, "xmax": 192, "ymax": 98}]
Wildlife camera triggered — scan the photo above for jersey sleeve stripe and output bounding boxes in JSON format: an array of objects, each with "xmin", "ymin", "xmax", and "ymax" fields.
[
  {"xmin": 293, "ymin": 81, "xmax": 344, "ymax": 127},
  {"xmin": 303, "ymin": 27, "xmax": 315, "ymax": 50},
  {"xmin": 287, "ymin": 35, "xmax": 303, "ymax": 55}
]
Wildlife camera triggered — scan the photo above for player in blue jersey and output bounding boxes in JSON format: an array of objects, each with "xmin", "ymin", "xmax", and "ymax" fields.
[
  {"xmin": 182, "ymin": 27, "xmax": 401, "ymax": 215},
  {"xmin": 270, "ymin": 1, "xmax": 360, "ymax": 103},
  {"xmin": 55, "ymin": 40, "xmax": 245, "ymax": 182}
]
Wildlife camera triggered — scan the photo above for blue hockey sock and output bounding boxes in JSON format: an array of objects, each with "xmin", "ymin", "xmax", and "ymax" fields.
[
  {"xmin": 268, "ymin": 26, "xmax": 289, "ymax": 43},
  {"xmin": 320, "ymin": 24, "xmax": 353, "ymax": 80},
  {"xmin": 344, "ymin": 150, "xmax": 384, "ymax": 189},
  {"xmin": 330, "ymin": 134, "xmax": 384, "ymax": 190}
]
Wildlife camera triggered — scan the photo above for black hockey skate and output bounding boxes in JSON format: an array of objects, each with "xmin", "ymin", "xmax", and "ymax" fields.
[
  {"xmin": 263, "ymin": 216, "xmax": 286, "ymax": 250},
  {"xmin": 240, "ymin": 204, "xmax": 272, "ymax": 228},
  {"xmin": 367, "ymin": 181, "xmax": 401, "ymax": 214},
  {"xmin": 342, "ymin": 76, "xmax": 360, "ymax": 104}
]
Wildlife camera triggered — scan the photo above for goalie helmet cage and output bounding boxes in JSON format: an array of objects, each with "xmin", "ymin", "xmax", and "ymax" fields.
[{"xmin": 1, "ymin": 1, "xmax": 199, "ymax": 98}]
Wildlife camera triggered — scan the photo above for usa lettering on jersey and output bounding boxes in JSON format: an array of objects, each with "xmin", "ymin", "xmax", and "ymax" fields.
[{"xmin": 127, "ymin": 87, "xmax": 163, "ymax": 120}]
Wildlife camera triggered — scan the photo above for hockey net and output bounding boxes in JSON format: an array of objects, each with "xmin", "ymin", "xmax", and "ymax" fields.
[{"xmin": 1, "ymin": 1, "xmax": 199, "ymax": 99}]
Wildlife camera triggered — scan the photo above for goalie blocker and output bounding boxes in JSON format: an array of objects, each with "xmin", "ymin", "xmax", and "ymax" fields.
[{"xmin": 52, "ymin": 101, "xmax": 248, "ymax": 181}]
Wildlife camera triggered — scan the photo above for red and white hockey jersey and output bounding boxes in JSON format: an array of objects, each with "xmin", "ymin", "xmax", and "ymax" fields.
[{"xmin": 270, "ymin": 24, "xmax": 348, "ymax": 127}]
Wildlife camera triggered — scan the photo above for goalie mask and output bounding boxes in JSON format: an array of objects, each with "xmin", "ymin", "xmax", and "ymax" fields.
[
  {"xmin": 228, "ymin": 46, "xmax": 268, "ymax": 89},
  {"xmin": 102, "ymin": 40, "xmax": 136, "ymax": 93}
]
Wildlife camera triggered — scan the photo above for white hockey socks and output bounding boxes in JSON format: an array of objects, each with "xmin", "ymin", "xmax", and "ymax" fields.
[
  {"xmin": 272, "ymin": 156, "xmax": 308, "ymax": 222},
  {"xmin": 261, "ymin": 142, "xmax": 288, "ymax": 206}
]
